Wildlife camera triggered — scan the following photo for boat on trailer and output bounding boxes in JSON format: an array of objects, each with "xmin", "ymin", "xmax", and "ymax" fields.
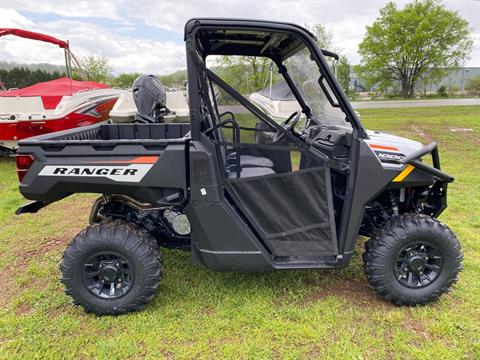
[{"xmin": 0, "ymin": 28, "xmax": 121, "ymax": 151}]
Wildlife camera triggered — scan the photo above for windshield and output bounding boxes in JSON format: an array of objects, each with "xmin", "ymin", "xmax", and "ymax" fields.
[{"xmin": 283, "ymin": 47, "xmax": 351, "ymax": 128}]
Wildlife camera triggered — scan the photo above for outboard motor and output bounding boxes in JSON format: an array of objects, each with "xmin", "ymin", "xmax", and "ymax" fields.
[{"xmin": 132, "ymin": 74, "xmax": 168, "ymax": 123}]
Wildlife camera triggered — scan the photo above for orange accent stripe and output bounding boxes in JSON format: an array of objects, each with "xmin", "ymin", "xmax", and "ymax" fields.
[
  {"xmin": 90, "ymin": 156, "xmax": 159, "ymax": 164},
  {"xmin": 369, "ymin": 144, "xmax": 400, "ymax": 152},
  {"xmin": 392, "ymin": 164, "xmax": 415, "ymax": 182}
]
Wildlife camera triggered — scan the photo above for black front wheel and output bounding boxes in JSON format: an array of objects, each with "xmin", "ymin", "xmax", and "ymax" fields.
[
  {"xmin": 60, "ymin": 220, "xmax": 162, "ymax": 315},
  {"xmin": 363, "ymin": 214, "xmax": 463, "ymax": 306}
]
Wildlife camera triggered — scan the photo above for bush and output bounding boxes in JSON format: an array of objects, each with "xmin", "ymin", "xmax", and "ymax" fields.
[
  {"xmin": 465, "ymin": 76, "xmax": 480, "ymax": 96},
  {"xmin": 437, "ymin": 85, "xmax": 448, "ymax": 97},
  {"xmin": 448, "ymin": 85, "xmax": 459, "ymax": 97}
]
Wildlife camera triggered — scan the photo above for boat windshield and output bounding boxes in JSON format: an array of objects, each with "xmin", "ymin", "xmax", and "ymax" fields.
[{"xmin": 283, "ymin": 46, "xmax": 351, "ymax": 128}]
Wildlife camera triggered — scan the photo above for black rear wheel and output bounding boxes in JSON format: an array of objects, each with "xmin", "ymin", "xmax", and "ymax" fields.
[
  {"xmin": 83, "ymin": 251, "xmax": 134, "ymax": 299},
  {"xmin": 60, "ymin": 220, "xmax": 162, "ymax": 315},
  {"xmin": 363, "ymin": 213, "xmax": 462, "ymax": 306}
]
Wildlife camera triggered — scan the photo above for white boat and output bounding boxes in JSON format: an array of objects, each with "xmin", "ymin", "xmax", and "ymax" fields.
[
  {"xmin": 249, "ymin": 81, "xmax": 304, "ymax": 123},
  {"xmin": 109, "ymin": 88, "xmax": 190, "ymax": 123},
  {"xmin": 0, "ymin": 28, "xmax": 122, "ymax": 151}
]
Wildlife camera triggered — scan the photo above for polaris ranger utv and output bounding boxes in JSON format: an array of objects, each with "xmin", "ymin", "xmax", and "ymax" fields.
[{"xmin": 15, "ymin": 19, "xmax": 462, "ymax": 315}]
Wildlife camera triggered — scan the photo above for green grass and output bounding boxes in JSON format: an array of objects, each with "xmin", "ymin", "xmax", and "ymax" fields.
[{"xmin": 1, "ymin": 106, "xmax": 479, "ymax": 359}]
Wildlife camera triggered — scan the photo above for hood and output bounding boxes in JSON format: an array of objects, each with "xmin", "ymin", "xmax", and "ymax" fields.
[{"xmin": 365, "ymin": 129, "xmax": 423, "ymax": 164}]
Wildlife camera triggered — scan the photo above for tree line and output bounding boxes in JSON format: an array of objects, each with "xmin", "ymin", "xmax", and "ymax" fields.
[
  {"xmin": 0, "ymin": 60, "xmax": 187, "ymax": 91},
  {"xmin": 0, "ymin": 67, "xmax": 65, "ymax": 90},
  {"xmin": 71, "ymin": 56, "xmax": 188, "ymax": 89}
]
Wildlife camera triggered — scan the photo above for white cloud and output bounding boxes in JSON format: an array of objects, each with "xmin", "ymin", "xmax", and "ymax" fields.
[
  {"xmin": 0, "ymin": 7, "xmax": 35, "ymax": 28},
  {"xmin": 1, "ymin": 1, "xmax": 479, "ymax": 74},
  {"xmin": 3, "ymin": 0, "xmax": 124, "ymax": 20},
  {"xmin": 325, "ymin": 13, "xmax": 379, "ymax": 64},
  {"xmin": 0, "ymin": 10, "xmax": 185, "ymax": 74},
  {"xmin": 128, "ymin": 0, "xmax": 378, "ymax": 34},
  {"xmin": 128, "ymin": 0, "xmax": 480, "ymax": 66},
  {"xmin": 124, "ymin": 1, "xmax": 386, "ymax": 65}
]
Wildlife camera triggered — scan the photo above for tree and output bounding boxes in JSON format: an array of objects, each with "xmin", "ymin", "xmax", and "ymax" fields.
[
  {"xmin": 307, "ymin": 24, "xmax": 335, "ymax": 50},
  {"xmin": 336, "ymin": 55, "xmax": 351, "ymax": 95},
  {"xmin": 307, "ymin": 25, "xmax": 351, "ymax": 95},
  {"xmin": 357, "ymin": 0, "xmax": 473, "ymax": 98},
  {"xmin": 81, "ymin": 55, "xmax": 112, "ymax": 83},
  {"xmin": 307, "ymin": 23, "xmax": 342, "ymax": 70},
  {"xmin": 157, "ymin": 69, "xmax": 187, "ymax": 88},
  {"xmin": 112, "ymin": 73, "xmax": 141, "ymax": 89},
  {"xmin": 214, "ymin": 24, "xmax": 348, "ymax": 96},
  {"xmin": 215, "ymin": 56, "xmax": 273, "ymax": 94},
  {"xmin": 215, "ymin": 24, "xmax": 337, "ymax": 95}
]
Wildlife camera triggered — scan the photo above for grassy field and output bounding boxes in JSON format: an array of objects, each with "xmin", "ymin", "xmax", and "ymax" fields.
[{"xmin": 0, "ymin": 106, "xmax": 479, "ymax": 359}]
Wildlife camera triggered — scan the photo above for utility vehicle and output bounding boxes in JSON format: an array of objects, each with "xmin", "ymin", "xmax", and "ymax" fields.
[{"xmin": 15, "ymin": 19, "xmax": 462, "ymax": 315}]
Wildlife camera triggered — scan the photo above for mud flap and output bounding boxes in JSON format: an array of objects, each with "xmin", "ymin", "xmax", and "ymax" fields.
[{"xmin": 16, "ymin": 200, "xmax": 54, "ymax": 214}]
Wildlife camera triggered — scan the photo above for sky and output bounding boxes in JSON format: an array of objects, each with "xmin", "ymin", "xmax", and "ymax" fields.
[{"xmin": 1, "ymin": 0, "xmax": 479, "ymax": 75}]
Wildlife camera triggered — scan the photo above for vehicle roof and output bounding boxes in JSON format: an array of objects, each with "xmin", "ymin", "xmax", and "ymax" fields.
[
  {"xmin": 184, "ymin": 18, "xmax": 316, "ymax": 60},
  {"xmin": 185, "ymin": 18, "xmax": 316, "ymax": 39}
]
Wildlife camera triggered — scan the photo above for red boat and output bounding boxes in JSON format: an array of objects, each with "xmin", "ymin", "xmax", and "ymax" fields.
[{"xmin": 0, "ymin": 28, "xmax": 121, "ymax": 151}]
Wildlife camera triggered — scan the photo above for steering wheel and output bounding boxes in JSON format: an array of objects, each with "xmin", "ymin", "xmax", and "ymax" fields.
[{"xmin": 272, "ymin": 111, "xmax": 301, "ymax": 143}]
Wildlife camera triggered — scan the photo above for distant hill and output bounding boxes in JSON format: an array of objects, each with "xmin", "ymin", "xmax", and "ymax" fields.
[{"xmin": 0, "ymin": 61, "xmax": 66, "ymax": 74}]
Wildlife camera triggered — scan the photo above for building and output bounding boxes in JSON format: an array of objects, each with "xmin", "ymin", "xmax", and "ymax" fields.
[{"xmin": 350, "ymin": 67, "xmax": 480, "ymax": 93}]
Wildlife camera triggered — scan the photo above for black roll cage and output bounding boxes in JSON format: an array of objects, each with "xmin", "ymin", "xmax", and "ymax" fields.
[
  {"xmin": 184, "ymin": 18, "xmax": 367, "ymax": 142},
  {"xmin": 185, "ymin": 19, "xmax": 368, "ymax": 259}
]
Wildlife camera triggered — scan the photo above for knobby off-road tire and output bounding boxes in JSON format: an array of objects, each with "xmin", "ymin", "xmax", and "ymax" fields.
[
  {"xmin": 60, "ymin": 220, "xmax": 162, "ymax": 315},
  {"xmin": 363, "ymin": 213, "xmax": 463, "ymax": 306}
]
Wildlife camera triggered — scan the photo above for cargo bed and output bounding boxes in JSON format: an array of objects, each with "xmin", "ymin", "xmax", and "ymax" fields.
[
  {"xmin": 17, "ymin": 123, "xmax": 191, "ymax": 206},
  {"xmin": 20, "ymin": 122, "xmax": 191, "ymax": 144}
]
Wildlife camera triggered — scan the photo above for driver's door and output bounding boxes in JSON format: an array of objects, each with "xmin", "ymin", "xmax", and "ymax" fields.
[{"xmin": 206, "ymin": 62, "xmax": 338, "ymax": 259}]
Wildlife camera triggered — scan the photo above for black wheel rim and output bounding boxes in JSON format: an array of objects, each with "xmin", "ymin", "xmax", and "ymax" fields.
[
  {"xmin": 394, "ymin": 242, "xmax": 443, "ymax": 288},
  {"xmin": 82, "ymin": 252, "xmax": 134, "ymax": 299}
]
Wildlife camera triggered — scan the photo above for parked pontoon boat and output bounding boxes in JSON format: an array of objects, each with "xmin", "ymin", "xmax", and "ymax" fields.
[{"xmin": 0, "ymin": 28, "xmax": 121, "ymax": 151}]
